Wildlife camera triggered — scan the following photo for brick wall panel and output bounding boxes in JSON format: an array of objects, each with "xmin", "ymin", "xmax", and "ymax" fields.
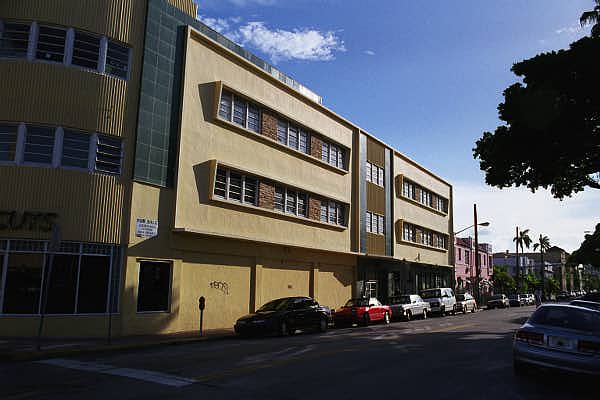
[
  {"xmin": 261, "ymin": 111, "xmax": 278, "ymax": 140},
  {"xmin": 258, "ymin": 181, "xmax": 275, "ymax": 209},
  {"xmin": 309, "ymin": 196, "xmax": 321, "ymax": 220},
  {"xmin": 310, "ymin": 135, "xmax": 323, "ymax": 159}
]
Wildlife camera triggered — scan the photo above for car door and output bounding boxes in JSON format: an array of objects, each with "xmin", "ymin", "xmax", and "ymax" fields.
[
  {"xmin": 305, "ymin": 299, "xmax": 321, "ymax": 327},
  {"xmin": 289, "ymin": 298, "xmax": 308, "ymax": 329},
  {"xmin": 369, "ymin": 299, "xmax": 382, "ymax": 320}
]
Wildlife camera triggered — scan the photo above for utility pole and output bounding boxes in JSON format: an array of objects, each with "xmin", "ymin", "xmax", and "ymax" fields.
[
  {"xmin": 515, "ymin": 226, "xmax": 520, "ymax": 291},
  {"xmin": 474, "ymin": 204, "xmax": 480, "ymax": 304}
]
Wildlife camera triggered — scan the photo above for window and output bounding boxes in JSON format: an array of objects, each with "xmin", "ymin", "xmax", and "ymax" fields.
[
  {"xmin": 95, "ymin": 134, "xmax": 122, "ymax": 175},
  {"xmin": 137, "ymin": 261, "xmax": 171, "ymax": 312},
  {"xmin": 0, "ymin": 241, "xmax": 115, "ymax": 315},
  {"xmin": 402, "ymin": 181, "xmax": 414, "ymax": 199},
  {"xmin": 0, "ymin": 21, "xmax": 30, "ymax": 58},
  {"xmin": 105, "ymin": 40, "xmax": 129, "ymax": 79},
  {"xmin": 327, "ymin": 144, "xmax": 345, "ymax": 169},
  {"xmin": 402, "ymin": 178, "xmax": 448, "ymax": 213},
  {"xmin": 403, "ymin": 223, "xmax": 415, "ymax": 242},
  {"xmin": 214, "ymin": 167, "xmax": 227, "ymax": 198},
  {"xmin": 277, "ymin": 120, "xmax": 287, "ymax": 144},
  {"xmin": 0, "ymin": 123, "xmax": 18, "ymax": 162},
  {"xmin": 330, "ymin": 144, "xmax": 338, "ymax": 167},
  {"xmin": 286, "ymin": 189, "xmax": 297, "ymax": 214},
  {"xmin": 298, "ymin": 193, "xmax": 307, "ymax": 217},
  {"xmin": 465, "ymin": 250, "xmax": 470, "ymax": 265},
  {"xmin": 0, "ymin": 20, "xmax": 130, "ymax": 79},
  {"xmin": 274, "ymin": 186, "xmax": 284, "ymax": 211},
  {"xmin": 247, "ymin": 104, "xmax": 260, "ymax": 133},
  {"xmin": 36, "ymin": 25, "xmax": 66, "ymax": 63},
  {"xmin": 288, "ymin": 125, "xmax": 298, "ymax": 150},
  {"xmin": 233, "ymin": 96, "xmax": 246, "ymax": 126},
  {"xmin": 366, "ymin": 162, "xmax": 384, "ymax": 186},
  {"xmin": 219, "ymin": 91, "xmax": 232, "ymax": 121},
  {"xmin": 244, "ymin": 177, "xmax": 257, "ymax": 205},
  {"xmin": 321, "ymin": 142, "xmax": 329, "ymax": 163},
  {"xmin": 24, "ymin": 125, "xmax": 55, "ymax": 165},
  {"xmin": 2, "ymin": 253, "xmax": 44, "ymax": 314},
  {"xmin": 228, "ymin": 171, "xmax": 242, "ymax": 202},
  {"xmin": 72, "ymin": 31, "xmax": 100, "ymax": 70},
  {"xmin": 321, "ymin": 200, "xmax": 345, "ymax": 226},
  {"xmin": 458, "ymin": 248, "xmax": 462, "ymax": 261},
  {"xmin": 77, "ymin": 255, "xmax": 110, "ymax": 313},
  {"xmin": 299, "ymin": 130, "xmax": 309, "ymax": 154},
  {"xmin": 61, "ymin": 130, "xmax": 90, "ymax": 169},
  {"xmin": 366, "ymin": 211, "xmax": 384, "ymax": 235}
]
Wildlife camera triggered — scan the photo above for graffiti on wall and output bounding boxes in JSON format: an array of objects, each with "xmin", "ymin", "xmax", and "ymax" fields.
[{"xmin": 209, "ymin": 281, "xmax": 230, "ymax": 295}]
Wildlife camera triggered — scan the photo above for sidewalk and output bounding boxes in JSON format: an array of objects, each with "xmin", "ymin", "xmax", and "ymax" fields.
[{"xmin": 0, "ymin": 328, "xmax": 235, "ymax": 362}]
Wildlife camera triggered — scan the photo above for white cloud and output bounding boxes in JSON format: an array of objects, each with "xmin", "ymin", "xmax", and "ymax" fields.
[
  {"xmin": 197, "ymin": 16, "xmax": 233, "ymax": 33},
  {"xmin": 555, "ymin": 25, "xmax": 581, "ymax": 35},
  {"xmin": 364, "ymin": 50, "xmax": 376, "ymax": 56},
  {"xmin": 453, "ymin": 181, "xmax": 600, "ymax": 254},
  {"xmin": 236, "ymin": 22, "xmax": 346, "ymax": 63}
]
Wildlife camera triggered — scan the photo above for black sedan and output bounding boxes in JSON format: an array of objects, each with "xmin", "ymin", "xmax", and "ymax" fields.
[{"xmin": 234, "ymin": 296, "xmax": 331, "ymax": 337}]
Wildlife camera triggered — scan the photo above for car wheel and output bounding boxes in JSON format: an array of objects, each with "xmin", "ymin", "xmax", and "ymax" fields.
[
  {"xmin": 318, "ymin": 317, "xmax": 328, "ymax": 333},
  {"xmin": 384, "ymin": 312, "xmax": 391, "ymax": 324},
  {"xmin": 405, "ymin": 310, "xmax": 412, "ymax": 321},
  {"xmin": 422, "ymin": 309, "xmax": 428, "ymax": 319},
  {"xmin": 440, "ymin": 306, "xmax": 446, "ymax": 317},
  {"xmin": 471, "ymin": 305, "xmax": 476, "ymax": 313},
  {"xmin": 363, "ymin": 313, "xmax": 370, "ymax": 326},
  {"xmin": 463, "ymin": 305, "xmax": 468, "ymax": 314}
]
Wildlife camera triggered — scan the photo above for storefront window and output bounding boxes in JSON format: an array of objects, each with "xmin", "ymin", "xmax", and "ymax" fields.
[
  {"xmin": 46, "ymin": 255, "xmax": 78, "ymax": 314},
  {"xmin": 77, "ymin": 256, "xmax": 110, "ymax": 313},
  {"xmin": 2, "ymin": 253, "xmax": 44, "ymax": 314},
  {"xmin": 0, "ymin": 240, "xmax": 117, "ymax": 315}
]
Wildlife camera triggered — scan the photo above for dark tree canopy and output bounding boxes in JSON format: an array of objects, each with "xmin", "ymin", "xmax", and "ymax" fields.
[
  {"xmin": 569, "ymin": 223, "xmax": 600, "ymax": 267},
  {"xmin": 473, "ymin": 36, "xmax": 600, "ymax": 199}
]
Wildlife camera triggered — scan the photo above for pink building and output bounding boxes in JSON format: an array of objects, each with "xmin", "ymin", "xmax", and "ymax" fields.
[{"xmin": 455, "ymin": 237, "xmax": 493, "ymax": 294}]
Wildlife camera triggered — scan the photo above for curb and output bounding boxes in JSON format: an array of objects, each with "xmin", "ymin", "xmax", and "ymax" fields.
[{"xmin": 0, "ymin": 332, "xmax": 236, "ymax": 363}]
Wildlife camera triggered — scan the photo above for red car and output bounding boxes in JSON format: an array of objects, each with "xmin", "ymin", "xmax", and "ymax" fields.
[{"xmin": 334, "ymin": 298, "xmax": 392, "ymax": 327}]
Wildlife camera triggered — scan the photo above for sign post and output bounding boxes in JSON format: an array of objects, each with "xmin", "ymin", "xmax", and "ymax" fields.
[
  {"xmin": 198, "ymin": 296, "xmax": 205, "ymax": 337},
  {"xmin": 37, "ymin": 224, "xmax": 61, "ymax": 351}
]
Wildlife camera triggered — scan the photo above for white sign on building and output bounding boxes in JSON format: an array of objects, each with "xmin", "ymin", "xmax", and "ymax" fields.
[{"xmin": 135, "ymin": 218, "xmax": 158, "ymax": 238}]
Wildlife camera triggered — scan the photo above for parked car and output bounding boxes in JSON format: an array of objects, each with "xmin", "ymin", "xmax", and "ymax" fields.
[
  {"xmin": 455, "ymin": 293, "xmax": 477, "ymax": 313},
  {"xmin": 525, "ymin": 294, "xmax": 536, "ymax": 305},
  {"xmin": 487, "ymin": 294, "xmax": 510, "ymax": 309},
  {"xmin": 557, "ymin": 291, "xmax": 571, "ymax": 301},
  {"xmin": 570, "ymin": 300, "xmax": 600, "ymax": 312},
  {"xmin": 508, "ymin": 294, "xmax": 528, "ymax": 307},
  {"xmin": 513, "ymin": 304, "xmax": 600, "ymax": 375},
  {"xmin": 334, "ymin": 298, "xmax": 391, "ymax": 327},
  {"xmin": 420, "ymin": 288, "xmax": 456, "ymax": 316},
  {"xmin": 388, "ymin": 294, "xmax": 431, "ymax": 321},
  {"xmin": 234, "ymin": 296, "xmax": 331, "ymax": 337}
]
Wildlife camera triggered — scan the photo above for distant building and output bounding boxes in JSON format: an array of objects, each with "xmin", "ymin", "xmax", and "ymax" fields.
[
  {"xmin": 493, "ymin": 246, "xmax": 571, "ymax": 291},
  {"xmin": 455, "ymin": 237, "xmax": 493, "ymax": 294}
]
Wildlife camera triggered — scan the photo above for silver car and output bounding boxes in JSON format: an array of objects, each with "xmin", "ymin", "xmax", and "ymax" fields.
[
  {"xmin": 455, "ymin": 293, "xmax": 477, "ymax": 313},
  {"xmin": 388, "ymin": 294, "xmax": 431, "ymax": 321},
  {"xmin": 513, "ymin": 304, "xmax": 600, "ymax": 375}
]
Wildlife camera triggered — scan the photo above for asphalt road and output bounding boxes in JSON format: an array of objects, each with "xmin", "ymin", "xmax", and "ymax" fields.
[{"xmin": 1, "ymin": 306, "xmax": 596, "ymax": 400}]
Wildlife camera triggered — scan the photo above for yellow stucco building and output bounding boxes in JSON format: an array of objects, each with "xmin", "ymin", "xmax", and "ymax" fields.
[{"xmin": 0, "ymin": 0, "xmax": 453, "ymax": 338}]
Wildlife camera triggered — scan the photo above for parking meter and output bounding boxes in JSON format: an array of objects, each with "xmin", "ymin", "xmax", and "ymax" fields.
[{"xmin": 198, "ymin": 296, "xmax": 205, "ymax": 336}]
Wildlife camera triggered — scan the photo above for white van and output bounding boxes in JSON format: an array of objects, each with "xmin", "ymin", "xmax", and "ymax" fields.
[{"xmin": 420, "ymin": 288, "xmax": 457, "ymax": 316}]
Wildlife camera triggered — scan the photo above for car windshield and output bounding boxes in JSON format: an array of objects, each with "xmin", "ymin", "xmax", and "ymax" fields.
[
  {"xmin": 490, "ymin": 295, "xmax": 503, "ymax": 300},
  {"xmin": 530, "ymin": 306, "xmax": 600, "ymax": 333},
  {"xmin": 345, "ymin": 298, "xmax": 369, "ymax": 307},
  {"xmin": 456, "ymin": 295, "xmax": 465, "ymax": 301},
  {"xmin": 508, "ymin": 295, "xmax": 518, "ymax": 299},
  {"xmin": 257, "ymin": 298, "xmax": 293, "ymax": 312},
  {"xmin": 391, "ymin": 296, "xmax": 412, "ymax": 304},
  {"xmin": 421, "ymin": 289, "xmax": 441, "ymax": 299}
]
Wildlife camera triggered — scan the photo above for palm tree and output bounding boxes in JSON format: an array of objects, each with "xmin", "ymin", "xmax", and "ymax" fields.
[
  {"xmin": 533, "ymin": 234, "xmax": 551, "ymax": 301},
  {"xmin": 513, "ymin": 228, "xmax": 532, "ymax": 290},
  {"xmin": 580, "ymin": 0, "xmax": 600, "ymax": 37}
]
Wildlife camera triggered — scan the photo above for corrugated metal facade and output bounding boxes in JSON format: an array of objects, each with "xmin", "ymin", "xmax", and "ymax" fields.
[{"xmin": 0, "ymin": 167, "xmax": 124, "ymax": 243}]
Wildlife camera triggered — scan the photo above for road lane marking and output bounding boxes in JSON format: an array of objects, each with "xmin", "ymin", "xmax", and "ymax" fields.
[
  {"xmin": 36, "ymin": 359, "xmax": 196, "ymax": 387},
  {"xmin": 429, "ymin": 323, "xmax": 475, "ymax": 333}
]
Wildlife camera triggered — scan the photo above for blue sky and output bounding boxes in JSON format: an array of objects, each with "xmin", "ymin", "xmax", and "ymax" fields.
[{"xmin": 194, "ymin": 0, "xmax": 600, "ymax": 253}]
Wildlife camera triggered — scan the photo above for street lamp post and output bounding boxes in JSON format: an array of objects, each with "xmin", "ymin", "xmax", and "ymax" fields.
[{"xmin": 454, "ymin": 208, "xmax": 489, "ymax": 304}]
